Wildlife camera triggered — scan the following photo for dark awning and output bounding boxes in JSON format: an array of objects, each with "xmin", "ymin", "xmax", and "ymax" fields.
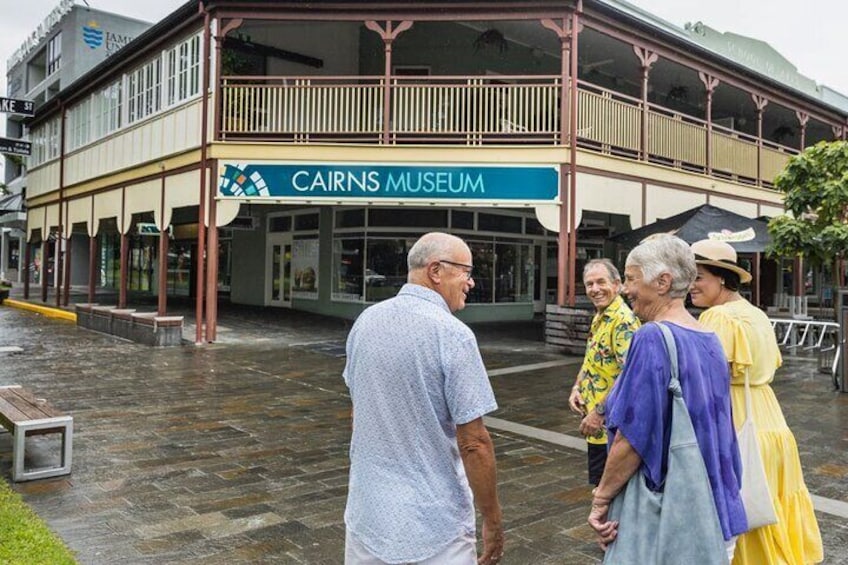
[{"xmin": 609, "ymin": 204, "xmax": 773, "ymax": 253}]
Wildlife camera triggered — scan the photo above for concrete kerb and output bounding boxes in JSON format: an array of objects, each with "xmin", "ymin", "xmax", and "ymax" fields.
[
  {"xmin": 2, "ymin": 299, "xmax": 76, "ymax": 322},
  {"xmin": 75, "ymin": 303, "xmax": 184, "ymax": 346}
]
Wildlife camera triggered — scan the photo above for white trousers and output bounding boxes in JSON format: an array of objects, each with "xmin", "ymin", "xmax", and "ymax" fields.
[{"xmin": 345, "ymin": 530, "xmax": 477, "ymax": 565}]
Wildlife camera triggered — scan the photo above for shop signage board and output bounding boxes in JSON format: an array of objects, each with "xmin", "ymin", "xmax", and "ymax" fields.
[
  {"xmin": 137, "ymin": 223, "xmax": 169, "ymax": 236},
  {"xmin": 0, "ymin": 137, "xmax": 32, "ymax": 156},
  {"xmin": 0, "ymin": 97, "xmax": 35, "ymax": 117},
  {"xmin": 218, "ymin": 162, "xmax": 560, "ymax": 204}
]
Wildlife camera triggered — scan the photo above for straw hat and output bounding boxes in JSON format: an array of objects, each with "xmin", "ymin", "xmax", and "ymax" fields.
[{"xmin": 690, "ymin": 239, "xmax": 752, "ymax": 284}]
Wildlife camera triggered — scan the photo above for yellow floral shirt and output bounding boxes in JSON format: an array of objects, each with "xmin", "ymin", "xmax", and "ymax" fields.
[{"xmin": 577, "ymin": 295, "xmax": 640, "ymax": 444}]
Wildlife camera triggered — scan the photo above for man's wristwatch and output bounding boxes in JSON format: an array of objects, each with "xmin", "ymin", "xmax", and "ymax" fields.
[{"xmin": 594, "ymin": 402, "xmax": 606, "ymax": 416}]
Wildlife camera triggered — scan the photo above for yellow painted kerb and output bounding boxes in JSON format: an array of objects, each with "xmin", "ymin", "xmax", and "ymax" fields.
[{"xmin": 2, "ymin": 299, "xmax": 77, "ymax": 322}]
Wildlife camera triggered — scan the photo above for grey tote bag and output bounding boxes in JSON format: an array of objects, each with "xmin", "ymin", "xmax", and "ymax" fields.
[{"xmin": 603, "ymin": 323, "xmax": 729, "ymax": 565}]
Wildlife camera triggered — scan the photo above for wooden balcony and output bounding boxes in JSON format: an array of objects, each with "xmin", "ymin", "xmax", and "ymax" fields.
[{"xmin": 219, "ymin": 75, "xmax": 797, "ymax": 188}]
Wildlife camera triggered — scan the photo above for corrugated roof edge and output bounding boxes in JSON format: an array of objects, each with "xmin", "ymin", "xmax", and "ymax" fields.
[
  {"xmin": 592, "ymin": 0, "xmax": 848, "ymax": 116},
  {"xmin": 29, "ymin": 0, "xmax": 847, "ymax": 124}
]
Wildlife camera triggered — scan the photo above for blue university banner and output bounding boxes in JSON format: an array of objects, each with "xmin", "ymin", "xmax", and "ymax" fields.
[{"xmin": 218, "ymin": 162, "xmax": 559, "ymax": 203}]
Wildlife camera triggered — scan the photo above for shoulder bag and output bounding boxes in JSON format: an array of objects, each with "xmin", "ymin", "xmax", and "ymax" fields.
[
  {"xmin": 603, "ymin": 322, "xmax": 728, "ymax": 565},
  {"xmin": 736, "ymin": 367, "xmax": 778, "ymax": 529}
]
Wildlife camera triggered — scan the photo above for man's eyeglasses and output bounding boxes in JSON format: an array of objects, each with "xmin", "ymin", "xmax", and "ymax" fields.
[{"xmin": 439, "ymin": 260, "xmax": 474, "ymax": 280}]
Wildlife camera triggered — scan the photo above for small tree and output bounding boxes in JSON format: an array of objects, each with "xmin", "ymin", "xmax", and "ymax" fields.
[{"xmin": 768, "ymin": 140, "xmax": 848, "ymax": 293}]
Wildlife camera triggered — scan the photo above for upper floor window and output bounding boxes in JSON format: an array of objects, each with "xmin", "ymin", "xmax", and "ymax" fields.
[
  {"xmin": 95, "ymin": 81, "xmax": 122, "ymax": 138},
  {"xmin": 128, "ymin": 58, "xmax": 162, "ymax": 124},
  {"xmin": 31, "ymin": 31, "xmax": 201, "ymax": 159},
  {"xmin": 30, "ymin": 116, "xmax": 61, "ymax": 166},
  {"xmin": 67, "ymin": 97, "xmax": 92, "ymax": 151},
  {"xmin": 166, "ymin": 35, "xmax": 201, "ymax": 106},
  {"xmin": 47, "ymin": 33, "xmax": 62, "ymax": 76}
]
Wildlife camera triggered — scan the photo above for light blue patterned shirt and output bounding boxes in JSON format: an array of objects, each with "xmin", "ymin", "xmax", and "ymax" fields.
[{"xmin": 343, "ymin": 283, "xmax": 498, "ymax": 563}]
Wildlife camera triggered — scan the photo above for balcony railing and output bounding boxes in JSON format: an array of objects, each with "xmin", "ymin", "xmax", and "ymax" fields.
[
  {"xmin": 221, "ymin": 75, "xmax": 561, "ymax": 144},
  {"xmin": 220, "ymin": 75, "xmax": 797, "ymax": 187}
]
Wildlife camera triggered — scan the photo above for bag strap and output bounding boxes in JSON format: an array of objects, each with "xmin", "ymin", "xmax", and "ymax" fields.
[
  {"xmin": 743, "ymin": 366, "xmax": 753, "ymax": 422},
  {"xmin": 655, "ymin": 322, "xmax": 681, "ymax": 395}
]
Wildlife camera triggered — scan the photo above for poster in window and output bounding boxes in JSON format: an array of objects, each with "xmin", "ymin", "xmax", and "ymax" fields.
[{"xmin": 292, "ymin": 239, "xmax": 319, "ymax": 299}]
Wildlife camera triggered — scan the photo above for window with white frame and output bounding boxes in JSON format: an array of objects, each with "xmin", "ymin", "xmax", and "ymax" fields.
[
  {"xmin": 127, "ymin": 68, "xmax": 139, "ymax": 123},
  {"xmin": 166, "ymin": 34, "xmax": 201, "ymax": 107},
  {"xmin": 144, "ymin": 58, "xmax": 162, "ymax": 117},
  {"xmin": 67, "ymin": 97, "xmax": 92, "ymax": 151},
  {"xmin": 48, "ymin": 118, "xmax": 60, "ymax": 161},
  {"xmin": 166, "ymin": 48, "xmax": 177, "ymax": 106},
  {"xmin": 30, "ymin": 31, "xmax": 202, "ymax": 159},
  {"xmin": 30, "ymin": 117, "xmax": 61, "ymax": 166},
  {"xmin": 127, "ymin": 58, "xmax": 162, "ymax": 124},
  {"xmin": 92, "ymin": 81, "xmax": 122, "ymax": 139},
  {"xmin": 31, "ymin": 126, "xmax": 45, "ymax": 166}
]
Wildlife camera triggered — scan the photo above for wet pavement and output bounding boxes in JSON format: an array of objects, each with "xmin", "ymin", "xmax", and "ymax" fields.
[{"xmin": 0, "ymin": 297, "xmax": 847, "ymax": 564}]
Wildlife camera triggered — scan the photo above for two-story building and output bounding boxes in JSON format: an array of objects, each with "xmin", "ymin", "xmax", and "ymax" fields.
[
  {"xmin": 1, "ymin": 0, "xmax": 150, "ymax": 283},
  {"xmin": 18, "ymin": 0, "xmax": 848, "ymax": 342}
]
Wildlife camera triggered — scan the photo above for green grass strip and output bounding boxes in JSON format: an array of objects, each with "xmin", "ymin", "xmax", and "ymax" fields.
[{"xmin": 0, "ymin": 478, "xmax": 78, "ymax": 564}]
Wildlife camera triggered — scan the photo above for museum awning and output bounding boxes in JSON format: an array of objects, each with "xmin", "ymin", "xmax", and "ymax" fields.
[{"xmin": 610, "ymin": 204, "xmax": 773, "ymax": 253}]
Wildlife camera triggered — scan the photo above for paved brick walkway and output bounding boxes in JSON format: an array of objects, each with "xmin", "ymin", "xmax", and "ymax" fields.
[{"xmin": 0, "ymin": 303, "xmax": 846, "ymax": 564}]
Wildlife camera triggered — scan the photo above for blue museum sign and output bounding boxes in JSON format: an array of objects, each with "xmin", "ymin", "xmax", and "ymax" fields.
[{"xmin": 218, "ymin": 162, "xmax": 559, "ymax": 202}]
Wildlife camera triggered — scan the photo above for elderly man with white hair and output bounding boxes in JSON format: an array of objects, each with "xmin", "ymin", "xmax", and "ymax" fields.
[{"xmin": 343, "ymin": 232, "xmax": 504, "ymax": 565}]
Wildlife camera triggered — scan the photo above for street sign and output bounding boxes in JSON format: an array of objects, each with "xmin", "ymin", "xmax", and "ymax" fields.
[
  {"xmin": 0, "ymin": 137, "xmax": 32, "ymax": 156},
  {"xmin": 0, "ymin": 97, "xmax": 35, "ymax": 117}
]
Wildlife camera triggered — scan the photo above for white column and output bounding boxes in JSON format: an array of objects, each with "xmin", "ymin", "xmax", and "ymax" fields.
[
  {"xmin": 53, "ymin": 237, "xmax": 61, "ymax": 288},
  {"xmin": 17, "ymin": 234, "xmax": 25, "ymax": 283},
  {"xmin": 0, "ymin": 228, "xmax": 7, "ymax": 280}
]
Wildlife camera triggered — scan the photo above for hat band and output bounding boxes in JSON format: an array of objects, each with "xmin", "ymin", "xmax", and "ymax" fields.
[{"xmin": 694, "ymin": 253, "xmax": 739, "ymax": 267}]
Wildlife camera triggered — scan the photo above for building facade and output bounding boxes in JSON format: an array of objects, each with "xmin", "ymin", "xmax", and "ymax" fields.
[
  {"xmin": 1, "ymin": 0, "xmax": 150, "ymax": 282},
  {"xmin": 17, "ymin": 0, "xmax": 848, "ymax": 341}
]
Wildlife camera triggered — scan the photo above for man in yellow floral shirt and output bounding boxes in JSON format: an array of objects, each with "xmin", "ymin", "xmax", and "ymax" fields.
[{"xmin": 568, "ymin": 259, "xmax": 639, "ymax": 485}]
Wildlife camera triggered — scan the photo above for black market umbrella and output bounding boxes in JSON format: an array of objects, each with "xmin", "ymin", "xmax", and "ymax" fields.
[{"xmin": 609, "ymin": 204, "xmax": 773, "ymax": 253}]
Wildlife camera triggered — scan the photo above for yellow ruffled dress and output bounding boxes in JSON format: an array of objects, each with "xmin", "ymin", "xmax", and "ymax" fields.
[{"xmin": 700, "ymin": 300, "xmax": 823, "ymax": 565}]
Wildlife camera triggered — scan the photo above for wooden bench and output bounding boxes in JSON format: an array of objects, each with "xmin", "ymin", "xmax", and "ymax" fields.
[{"xmin": 0, "ymin": 386, "xmax": 73, "ymax": 482}]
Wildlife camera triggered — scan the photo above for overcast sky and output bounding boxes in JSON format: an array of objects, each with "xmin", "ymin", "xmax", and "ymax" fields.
[{"xmin": 2, "ymin": 0, "xmax": 846, "ymax": 174}]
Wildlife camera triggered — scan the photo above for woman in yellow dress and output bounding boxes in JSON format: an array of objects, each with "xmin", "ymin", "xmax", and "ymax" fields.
[{"xmin": 689, "ymin": 239, "xmax": 823, "ymax": 565}]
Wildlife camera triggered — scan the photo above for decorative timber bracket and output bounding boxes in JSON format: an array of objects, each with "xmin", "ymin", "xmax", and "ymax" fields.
[
  {"xmin": 699, "ymin": 73, "xmax": 720, "ymax": 173},
  {"xmin": 634, "ymin": 46, "xmax": 659, "ymax": 159},
  {"xmin": 752, "ymin": 94, "xmax": 768, "ymax": 186},
  {"xmin": 796, "ymin": 111, "xmax": 810, "ymax": 149},
  {"xmin": 541, "ymin": 16, "xmax": 582, "ymax": 146},
  {"xmin": 365, "ymin": 20, "xmax": 414, "ymax": 144}
]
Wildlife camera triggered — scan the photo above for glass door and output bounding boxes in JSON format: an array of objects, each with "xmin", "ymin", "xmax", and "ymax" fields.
[{"xmin": 267, "ymin": 233, "xmax": 292, "ymax": 307}]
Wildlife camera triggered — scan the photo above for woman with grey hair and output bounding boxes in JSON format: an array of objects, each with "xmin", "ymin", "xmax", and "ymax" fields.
[{"xmin": 588, "ymin": 234, "xmax": 748, "ymax": 561}]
